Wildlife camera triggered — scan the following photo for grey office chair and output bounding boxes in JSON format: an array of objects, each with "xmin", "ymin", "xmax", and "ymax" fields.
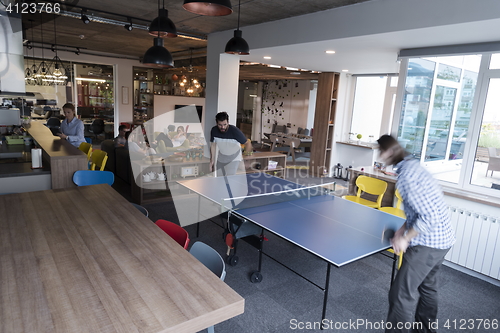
[
  {"xmin": 131, "ymin": 203, "xmax": 149, "ymax": 217},
  {"xmin": 189, "ymin": 241, "xmax": 226, "ymax": 333}
]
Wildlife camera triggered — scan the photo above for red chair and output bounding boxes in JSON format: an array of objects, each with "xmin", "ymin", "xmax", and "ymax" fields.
[{"xmin": 155, "ymin": 219, "xmax": 190, "ymax": 249}]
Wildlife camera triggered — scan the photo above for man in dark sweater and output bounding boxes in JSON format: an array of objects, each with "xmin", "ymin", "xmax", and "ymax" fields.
[{"xmin": 210, "ymin": 111, "xmax": 253, "ymax": 176}]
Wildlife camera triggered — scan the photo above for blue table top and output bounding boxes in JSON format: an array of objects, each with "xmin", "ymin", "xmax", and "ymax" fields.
[{"xmin": 178, "ymin": 173, "xmax": 404, "ymax": 266}]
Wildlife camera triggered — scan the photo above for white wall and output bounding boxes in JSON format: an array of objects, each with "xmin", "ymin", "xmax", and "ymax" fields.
[
  {"xmin": 0, "ymin": 10, "xmax": 25, "ymax": 94},
  {"xmin": 261, "ymin": 79, "xmax": 310, "ymax": 134}
]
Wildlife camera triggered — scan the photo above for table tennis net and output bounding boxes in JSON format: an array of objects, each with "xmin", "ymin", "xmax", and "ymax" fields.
[{"xmin": 222, "ymin": 182, "xmax": 336, "ymax": 211}]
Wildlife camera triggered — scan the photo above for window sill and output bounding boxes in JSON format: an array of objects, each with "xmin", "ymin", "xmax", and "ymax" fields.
[
  {"xmin": 442, "ymin": 185, "xmax": 500, "ymax": 209},
  {"xmin": 336, "ymin": 141, "xmax": 377, "ymax": 149}
]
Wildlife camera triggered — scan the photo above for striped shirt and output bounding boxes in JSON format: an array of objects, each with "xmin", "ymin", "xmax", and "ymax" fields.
[
  {"xmin": 60, "ymin": 117, "xmax": 85, "ymax": 148},
  {"xmin": 395, "ymin": 157, "xmax": 455, "ymax": 249}
]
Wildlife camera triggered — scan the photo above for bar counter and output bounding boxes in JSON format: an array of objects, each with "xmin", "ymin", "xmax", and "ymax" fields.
[{"xmin": 26, "ymin": 120, "xmax": 88, "ymax": 189}]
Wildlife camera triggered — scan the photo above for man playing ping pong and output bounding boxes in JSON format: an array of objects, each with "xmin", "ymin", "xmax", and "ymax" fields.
[
  {"xmin": 377, "ymin": 135, "xmax": 455, "ymax": 333},
  {"xmin": 210, "ymin": 111, "xmax": 253, "ymax": 176}
]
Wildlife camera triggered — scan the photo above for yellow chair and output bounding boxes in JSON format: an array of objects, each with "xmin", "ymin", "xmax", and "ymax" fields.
[
  {"xmin": 343, "ymin": 175, "xmax": 388, "ymax": 209},
  {"xmin": 379, "ymin": 189, "xmax": 406, "ymax": 218},
  {"xmin": 379, "ymin": 189, "xmax": 405, "ymax": 269},
  {"xmin": 90, "ymin": 149, "xmax": 108, "ymax": 171},
  {"xmin": 79, "ymin": 142, "xmax": 92, "ymax": 160}
]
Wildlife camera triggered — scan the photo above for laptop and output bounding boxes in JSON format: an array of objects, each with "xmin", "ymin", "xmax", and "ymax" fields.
[{"xmin": 49, "ymin": 126, "xmax": 61, "ymax": 136}]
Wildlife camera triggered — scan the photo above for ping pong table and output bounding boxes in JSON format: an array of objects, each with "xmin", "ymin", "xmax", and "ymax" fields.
[{"xmin": 177, "ymin": 173, "xmax": 404, "ymax": 322}]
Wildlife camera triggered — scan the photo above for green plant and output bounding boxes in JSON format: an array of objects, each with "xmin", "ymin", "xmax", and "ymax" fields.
[{"xmin": 478, "ymin": 124, "xmax": 500, "ymax": 148}]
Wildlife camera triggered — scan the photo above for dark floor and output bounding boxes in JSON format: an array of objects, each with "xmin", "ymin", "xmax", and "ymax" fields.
[{"xmin": 112, "ymin": 168, "xmax": 500, "ymax": 333}]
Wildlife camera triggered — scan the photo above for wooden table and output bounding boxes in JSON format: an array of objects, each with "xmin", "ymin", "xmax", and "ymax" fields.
[
  {"xmin": 0, "ymin": 184, "xmax": 244, "ymax": 333},
  {"xmin": 243, "ymin": 151, "xmax": 287, "ymax": 178}
]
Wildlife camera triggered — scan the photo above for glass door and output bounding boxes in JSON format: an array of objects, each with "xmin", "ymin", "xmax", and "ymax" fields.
[{"xmin": 470, "ymin": 76, "xmax": 500, "ymax": 189}]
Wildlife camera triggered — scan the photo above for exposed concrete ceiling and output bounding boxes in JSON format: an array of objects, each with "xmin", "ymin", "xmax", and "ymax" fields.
[{"xmin": 21, "ymin": 0, "xmax": 374, "ymax": 79}]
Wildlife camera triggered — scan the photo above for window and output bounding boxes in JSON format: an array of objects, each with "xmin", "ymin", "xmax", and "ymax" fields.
[
  {"xmin": 398, "ymin": 55, "xmax": 481, "ymax": 184},
  {"xmin": 349, "ymin": 76, "xmax": 395, "ymax": 143},
  {"xmin": 397, "ymin": 53, "xmax": 500, "ymax": 195},
  {"xmin": 471, "ymin": 77, "xmax": 500, "ymax": 189}
]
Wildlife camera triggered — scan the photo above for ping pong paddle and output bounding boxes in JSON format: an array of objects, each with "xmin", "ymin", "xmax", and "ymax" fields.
[{"xmin": 382, "ymin": 228, "xmax": 396, "ymax": 243}]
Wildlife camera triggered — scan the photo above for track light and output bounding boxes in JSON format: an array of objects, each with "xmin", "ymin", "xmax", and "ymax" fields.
[
  {"xmin": 75, "ymin": 47, "xmax": 80, "ymax": 55},
  {"xmin": 124, "ymin": 17, "xmax": 133, "ymax": 31},
  {"xmin": 81, "ymin": 10, "xmax": 90, "ymax": 24}
]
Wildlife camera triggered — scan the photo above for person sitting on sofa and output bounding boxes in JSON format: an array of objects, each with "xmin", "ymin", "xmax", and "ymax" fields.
[
  {"xmin": 155, "ymin": 125, "xmax": 175, "ymax": 148},
  {"xmin": 126, "ymin": 130, "xmax": 156, "ymax": 156},
  {"xmin": 171, "ymin": 126, "xmax": 187, "ymax": 147}
]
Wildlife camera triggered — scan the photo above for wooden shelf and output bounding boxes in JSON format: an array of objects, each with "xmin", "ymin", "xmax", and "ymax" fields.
[{"xmin": 310, "ymin": 72, "xmax": 340, "ymax": 177}]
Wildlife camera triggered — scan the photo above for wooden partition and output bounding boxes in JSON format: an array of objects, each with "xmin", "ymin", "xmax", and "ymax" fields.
[{"xmin": 26, "ymin": 121, "xmax": 88, "ymax": 189}]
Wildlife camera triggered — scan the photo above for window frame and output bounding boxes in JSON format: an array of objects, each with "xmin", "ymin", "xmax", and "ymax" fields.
[{"xmin": 393, "ymin": 53, "xmax": 500, "ymax": 198}]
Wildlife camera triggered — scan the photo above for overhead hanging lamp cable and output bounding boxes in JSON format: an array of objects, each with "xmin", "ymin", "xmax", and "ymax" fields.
[{"xmin": 224, "ymin": 0, "xmax": 249, "ymax": 55}]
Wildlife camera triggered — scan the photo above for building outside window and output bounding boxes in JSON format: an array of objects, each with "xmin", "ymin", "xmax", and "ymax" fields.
[{"xmin": 396, "ymin": 53, "xmax": 500, "ymax": 195}]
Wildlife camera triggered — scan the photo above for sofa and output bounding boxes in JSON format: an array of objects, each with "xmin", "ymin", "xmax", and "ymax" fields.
[{"xmin": 101, "ymin": 140, "xmax": 134, "ymax": 184}]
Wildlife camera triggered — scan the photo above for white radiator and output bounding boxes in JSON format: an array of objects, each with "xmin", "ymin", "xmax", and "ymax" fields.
[{"xmin": 446, "ymin": 207, "xmax": 500, "ymax": 280}]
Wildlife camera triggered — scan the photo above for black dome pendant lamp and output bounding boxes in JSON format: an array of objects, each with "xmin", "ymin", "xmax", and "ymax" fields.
[
  {"xmin": 225, "ymin": 0, "xmax": 249, "ymax": 55},
  {"xmin": 149, "ymin": 0, "xmax": 177, "ymax": 38},
  {"xmin": 183, "ymin": 0, "xmax": 232, "ymax": 16},
  {"xmin": 143, "ymin": 27, "xmax": 174, "ymax": 68}
]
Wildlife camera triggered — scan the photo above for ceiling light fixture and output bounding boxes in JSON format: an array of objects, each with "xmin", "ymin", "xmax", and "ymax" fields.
[
  {"xmin": 325, "ymin": 50, "xmax": 335, "ymax": 54},
  {"xmin": 81, "ymin": 10, "xmax": 90, "ymax": 24},
  {"xmin": 142, "ymin": 25, "xmax": 174, "ymax": 68},
  {"xmin": 76, "ymin": 78, "xmax": 106, "ymax": 82},
  {"xmin": 124, "ymin": 17, "xmax": 133, "ymax": 31},
  {"xmin": 342, "ymin": 69, "xmax": 349, "ymax": 72},
  {"xmin": 149, "ymin": 0, "xmax": 177, "ymax": 37},
  {"xmin": 225, "ymin": 0, "xmax": 249, "ymax": 55},
  {"xmin": 48, "ymin": 13, "xmax": 69, "ymax": 85},
  {"xmin": 183, "ymin": 0, "xmax": 232, "ymax": 16},
  {"xmin": 263, "ymin": 56, "xmax": 271, "ymax": 59}
]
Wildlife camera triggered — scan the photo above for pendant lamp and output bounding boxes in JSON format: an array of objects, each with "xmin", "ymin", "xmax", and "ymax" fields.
[
  {"xmin": 183, "ymin": 0, "xmax": 232, "ymax": 16},
  {"xmin": 149, "ymin": 0, "xmax": 177, "ymax": 37},
  {"xmin": 225, "ymin": 0, "xmax": 249, "ymax": 55},
  {"xmin": 142, "ymin": 32, "xmax": 174, "ymax": 68},
  {"xmin": 48, "ymin": 14, "xmax": 69, "ymax": 85}
]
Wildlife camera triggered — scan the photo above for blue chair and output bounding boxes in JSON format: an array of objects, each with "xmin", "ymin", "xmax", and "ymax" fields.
[
  {"xmin": 85, "ymin": 137, "xmax": 92, "ymax": 144},
  {"xmin": 73, "ymin": 170, "xmax": 114, "ymax": 186}
]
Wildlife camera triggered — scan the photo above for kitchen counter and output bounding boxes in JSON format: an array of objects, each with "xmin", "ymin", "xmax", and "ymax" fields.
[{"xmin": 25, "ymin": 120, "xmax": 88, "ymax": 189}]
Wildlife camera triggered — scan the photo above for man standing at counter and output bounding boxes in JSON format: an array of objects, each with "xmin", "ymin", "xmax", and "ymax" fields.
[
  {"xmin": 58, "ymin": 103, "xmax": 85, "ymax": 148},
  {"xmin": 377, "ymin": 134, "xmax": 455, "ymax": 333}
]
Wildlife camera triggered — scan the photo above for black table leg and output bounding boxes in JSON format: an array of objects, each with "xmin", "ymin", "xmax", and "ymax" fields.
[{"xmin": 321, "ymin": 263, "xmax": 332, "ymax": 328}]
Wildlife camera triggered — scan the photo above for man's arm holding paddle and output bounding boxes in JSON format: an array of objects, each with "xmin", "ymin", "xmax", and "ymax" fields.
[{"xmin": 391, "ymin": 222, "xmax": 418, "ymax": 255}]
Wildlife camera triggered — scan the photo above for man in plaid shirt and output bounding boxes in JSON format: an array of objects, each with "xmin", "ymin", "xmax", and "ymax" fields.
[{"xmin": 377, "ymin": 135, "xmax": 455, "ymax": 333}]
